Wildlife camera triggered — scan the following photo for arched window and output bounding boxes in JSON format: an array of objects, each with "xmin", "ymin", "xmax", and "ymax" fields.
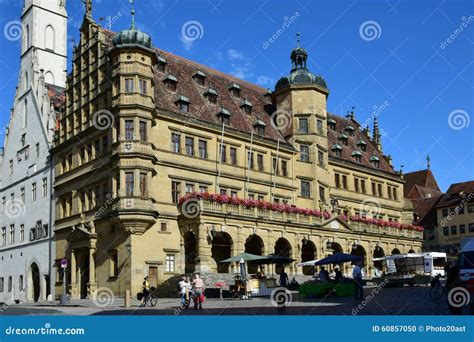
[
  {"xmin": 26, "ymin": 24, "xmax": 30, "ymax": 49},
  {"xmin": 23, "ymin": 99, "xmax": 28, "ymax": 128},
  {"xmin": 45, "ymin": 25, "xmax": 55, "ymax": 51},
  {"xmin": 44, "ymin": 71, "xmax": 54, "ymax": 85}
]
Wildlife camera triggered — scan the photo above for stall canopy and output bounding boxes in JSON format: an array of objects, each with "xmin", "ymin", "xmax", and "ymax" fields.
[
  {"xmin": 297, "ymin": 252, "xmax": 363, "ymax": 266},
  {"xmin": 251, "ymin": 254, "xmax": 295, "ymax": 265},
  {"xmin": 221, "ymin": 253, "xmax": 267, "ymax": 263}
]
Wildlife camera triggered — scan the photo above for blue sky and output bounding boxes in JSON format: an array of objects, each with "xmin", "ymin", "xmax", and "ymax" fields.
[{"xmin": 0, "ymin": 0, "xmax": 472, "ymax": 191}]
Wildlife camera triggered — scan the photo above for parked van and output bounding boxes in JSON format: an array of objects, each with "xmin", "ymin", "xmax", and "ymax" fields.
[{"xmin": 458, "ymin": 238, "xmax": 474, "ymax": 293}]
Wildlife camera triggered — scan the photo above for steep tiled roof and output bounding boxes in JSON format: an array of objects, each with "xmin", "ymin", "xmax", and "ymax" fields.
[
  {"xmin": 45, "ymin": 84, "xmax": 66, "ymax": 110},
  {"xmin": 404, "ymin": 169, "xmax": 441, "ymax": 198},
  {"xmin": 103, "ymin": 29, "xmax": 398, "ymax": 173},
  {"xmin": 411, "ymin": 195, "xmax": 442, "ymax": 226},
  {"xmin": 436, "ymin": 180, "xmax": 474, "ymax": 208},
  {"xmin": 326, "ymin": 114, "xmax": 397, "ymax": 174}
]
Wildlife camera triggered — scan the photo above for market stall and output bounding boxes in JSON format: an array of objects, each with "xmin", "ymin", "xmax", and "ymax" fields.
[
  {"xmin": 247, "ymin": 254, "xmax": 295, "ymax": 296},
  {"xmin": 297, "ymin": 253, "xmax": 363, "ymax": 298}
]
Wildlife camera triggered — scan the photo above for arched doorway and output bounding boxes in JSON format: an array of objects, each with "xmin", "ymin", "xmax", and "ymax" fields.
[
  {"xmin": 245, "ymin": 234, "xmax": 264, "ymax": 274},
  {"xmin": 184, "ymin": 232, "xmax": 196, "ymax": 274},
  {"xmin": 211, "ymin": 232, "xmax": 233, "ymax": 273},
  {"xmin": 351, "ymin": 244, "xmax": 367, "ymax": 268},
  {"xmin": 274, "ymin": 238, "xmax": 292, "ymax": 274},
  {"xmin": 29, "ymin": 262, "xmax": 40, "ymax": 302},
  {"xmin": 301, "ymin": 240, "xmax": 316, "ymax": 275},
  {"xmin": 373, "ymin": 246, "xmax": 385, "ymax": 277},
  {"xmin": 408, "ymin": 249, "xmax": 415, "ymax": 253},
  {"xmin": 392, "ymin": 248, "xmax": 401, "ymax": 255}
]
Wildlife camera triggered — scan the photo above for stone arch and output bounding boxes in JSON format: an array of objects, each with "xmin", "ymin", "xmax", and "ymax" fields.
[
  {"xmin": 211, "ymin": 232, "xmax": 233, "ymax": 273},
  {"xmin": 183, "ymin": 231, "xmax": 196, "ymax": 274},
  {"xmin": 28, "ymin": 261, "xmax": 41, "ymax": 302},
  {"xmin": 392, "ymin": 248, "xmax": 401, "ymax": 255},
  {"xmin": 373, "ymin": 246, "xmax": 385, "ymax": 276},
  {"xmin": 45, "ymin": 24, "xmax": 55, "ymax": 51},
  {"xmin": 245, "ymin": 234, "xmax": 264, "ymax": 274},
  {"xmin": 351, "ymin": 244, "xmax": 367, "ymax": 268},
  {"xmin": 274, "ymin": 237, "xmax": 292, "ymax": 274},
  {"xmin": 301, "ymin": 239, "xmax": 316, "ymax": 275},
  {"xmin": 408, "ymin": 249, "xmax": 415, "ymax": 253}
]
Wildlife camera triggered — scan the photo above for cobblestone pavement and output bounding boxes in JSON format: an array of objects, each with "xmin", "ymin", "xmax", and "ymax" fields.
[{"xmin": 0, "ymin": 286, "xmax": 468, "ymax": 316}]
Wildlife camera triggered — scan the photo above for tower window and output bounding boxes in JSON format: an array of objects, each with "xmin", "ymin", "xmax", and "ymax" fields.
[
  {"xmin": 298, "ymin": 118, "xmax": 309, "ymax": 133},
  {"xmin": 138, "ymin": 79, "xmax": 148, "ymax": 95},
  {"xmin": 300, "ymin": 144, "xmax": 309, "ymax": 162},
  {"xmin": 124, "ymin": 78, "xmax": 134, "ymax": 93}
]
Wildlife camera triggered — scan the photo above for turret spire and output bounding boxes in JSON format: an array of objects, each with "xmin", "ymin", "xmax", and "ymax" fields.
[
  {"xmin": 130, "ymin": 0, "xmax": 136, "ymax": 30},
  {"xmin": 426, "ymin": 154, "xmax": 431, "ymax": 169},
  {"xmin": 373, "ymin": 117, "xmax": 382, "ymax": 152}
]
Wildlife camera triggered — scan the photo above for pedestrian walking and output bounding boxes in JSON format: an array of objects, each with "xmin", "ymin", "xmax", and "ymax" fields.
[
  {"xmin": 192, "ymin": 273, "xmax": 205, "ymax": 310},
  {"xmin": 352, "ymin": 261, "xmax": 364, "ymax": 300}
]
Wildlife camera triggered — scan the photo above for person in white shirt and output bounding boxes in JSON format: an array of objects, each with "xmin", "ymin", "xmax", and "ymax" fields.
[
  {"xmin": 352, "ymin": 262, "xmax": 364, "ymax": 300},
  {"xmin": 178, "ymin": 277, "xmax": 192, "ymax": 308}
]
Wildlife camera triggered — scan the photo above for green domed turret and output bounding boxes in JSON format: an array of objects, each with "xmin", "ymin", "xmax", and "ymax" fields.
[
  {"xmin": 275, "ymin": 33, "xmax": 327, "ymax": 91},
  {"xmin": 112, "ymin": 2, "xmax": 152, "ymax": 49}
]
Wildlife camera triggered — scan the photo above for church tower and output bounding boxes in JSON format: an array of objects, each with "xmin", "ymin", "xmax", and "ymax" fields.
[{"xmin": 21, "ymin": 0, "xmax": 68, "ymax": 89}]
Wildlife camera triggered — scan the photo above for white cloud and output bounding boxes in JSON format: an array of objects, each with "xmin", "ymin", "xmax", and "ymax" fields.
[
  {"xmin": 256, "ymin": 75, "xmax": 274, "ymax": 88},
  {"xmin": 227, "ymin": 48, "xmax": 245, "ymax": 61}
]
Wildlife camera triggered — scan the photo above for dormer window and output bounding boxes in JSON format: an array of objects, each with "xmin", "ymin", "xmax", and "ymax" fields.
[
  {"xmin": 164, "ymin": 75, "xmax": 177, "ymax": 92},
  {"xmin": 176, "ymin": 96, "xmax": 190, "ymax": 113},
  {"xmin": 228, "ymin": 82, "xmax": 241, "ymax": 98},
  {"xmin": 351, "ymin": 150, "xmax": 362, "ymax": 163},
  {"xmin": 338, "ymin": 133, "xmax": 348, "ymax": 146},
  {"xmin": 345, "ymin": 125, "xmax": 355, "ymax": 136},
  {"xmin": 370, "ymin": 155, "xmax": 380, "ymax": 168},
  {"xmin": 204, "ymin": 87, "xmax": 218, "ymax": 104},
  {"xmin": 217, "ymin": 107, "xmax": 231, "ymax": 125},
  {"xmin": 193, "ymin": 70, "xmax": 206, "ymax": 86},
  {"xmin": 263, "ymin": 89, "xmax": 272, "ymax": 102},
  {"xmin": 328, "ymin": 119, "xmax": 336, "ymax": 130},
  {"xmin": 240, "ymin": 98, "xmax": 253, "ymax": 115},
  {"xmin": 157, "ymin": 56, "xmax": 167, "ymax": 73},
  {"xmin": 254, "ymin": 119, "xmax": 266, "ymax": 136},
  {"xmin": 356, "ymin": 139, "xmax": 367, "ymax": 152},
  {"xmin": 331, "ymin": 144, "xmax": 342, "ymax": 158}
]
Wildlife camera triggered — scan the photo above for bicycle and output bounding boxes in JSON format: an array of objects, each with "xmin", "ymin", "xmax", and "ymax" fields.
[
  {"xmin": 429, "ymin": 275, "xmax": 444, "ymax": 301},
  {"xmin": 143, "ymin": 287, "xmax": 158, "ymax": 307}
]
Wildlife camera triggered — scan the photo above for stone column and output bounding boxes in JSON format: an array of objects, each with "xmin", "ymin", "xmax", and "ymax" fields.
[
  {"xmin": 195, "ymin": 224, "xmax": 212, "ymax": 274},
  {"xmin": 88, "ymin": 247, "xmax": 97, "ymax": 297},
  {"xmin": 70, "ymin": 249, "xmax": 78, "ymax": 298}
]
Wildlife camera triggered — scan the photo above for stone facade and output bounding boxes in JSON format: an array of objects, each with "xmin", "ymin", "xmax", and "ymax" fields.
[
  {"xmin": 52, "ymin": 8, "xmax": 422, "ymax": 299},
  {"xmin": 0, "ymin": 0, "xmax": 67, "ymax": 303}
]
